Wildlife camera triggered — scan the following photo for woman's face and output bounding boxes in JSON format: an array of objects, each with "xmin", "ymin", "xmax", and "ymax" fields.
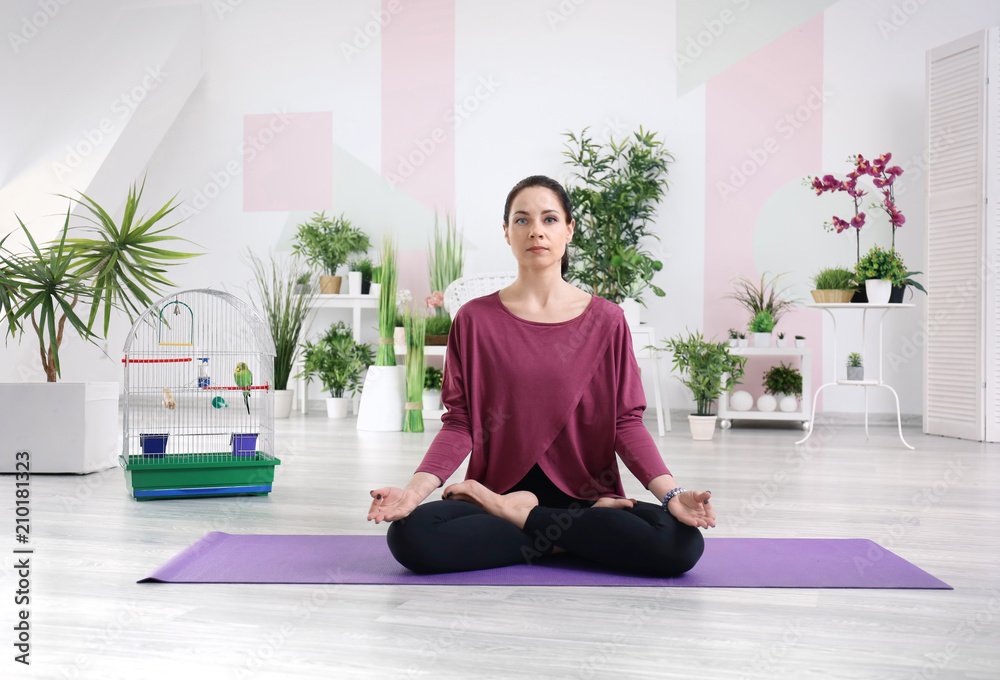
[{"xmin": 503, "ymin": 186, "xmax": 574, "ymax": 271}]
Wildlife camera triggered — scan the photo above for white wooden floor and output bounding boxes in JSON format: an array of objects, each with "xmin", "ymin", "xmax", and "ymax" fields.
[{"xmin": 4, "ymin": 410, "xmax": 1000, "ymax": 680}]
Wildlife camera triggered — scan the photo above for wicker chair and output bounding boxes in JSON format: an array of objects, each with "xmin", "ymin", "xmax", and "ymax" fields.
[{"xmin": 443, "ymin": 271, "xmax": 517, "ymax": 317}]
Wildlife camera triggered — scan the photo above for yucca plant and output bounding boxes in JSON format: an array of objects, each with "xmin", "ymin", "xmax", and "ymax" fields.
[{"xmin": 0, "ymin": 179, "xmax": 199, "ymax": 381}]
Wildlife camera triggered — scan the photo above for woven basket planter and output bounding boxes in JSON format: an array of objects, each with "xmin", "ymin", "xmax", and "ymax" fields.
[{"xmin": 810, "ymin": 289, "xmax": 855, "ymax": 304}]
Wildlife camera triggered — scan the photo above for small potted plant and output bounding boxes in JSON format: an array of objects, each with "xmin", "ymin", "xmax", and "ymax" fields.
[
  {"xmin": 299, "ymin": 321, "xmax": 374, "ymax": 418},
  {"xmin": 423, "ymin": 366, "xmax": 443, "ymax": 411},
  {"xmin": 810, "ymin": 267, "xmax": 857, "ymax": 304},
  {"xmin": 846, "ymin": 352, "xmax": 864, "ymax": 381},
  {"xmin": 292, "ymin": 211, "xmax": 371, "ymax": 295},
  {"xmin": 794, "ymin": 335, "xmax": 806, "ymax": 348},
  {"xmin": 855, "ymin": 245, "xmax": 905, "ymax": 305},
  {"xmin": 352, "ymin": 257, "xmax": 375, "ymax": 295},
  {"xmin": 738, "ymin": 331, "xmax": 748, "ymax": 348},
  {"xmin": 663, "ymin": 330, "xmax": 747, "ymax": 441},
  {"xmin": 748, "ymin": 309, "xmax": 776, "ymax": 348},
  {"xmin": 294, "ymin": 272, "xmax": 312, "ymax": 295},
  {"xmin": 728, "ymin": 272, "xmax": 797, "ymax": 327},
  {"xmin": 763, "ymin": 362, "xmax": 803, "ymax": 412},
  {"xmin": 728, "ymin": 328, "xmax": 739, "ymax": 347},
  {"xmin": 776, "ymin": 332, "xmax": 786, "ymax": 348}
]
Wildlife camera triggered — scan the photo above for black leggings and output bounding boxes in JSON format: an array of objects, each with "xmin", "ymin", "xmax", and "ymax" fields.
[{"xmin": 386, "ymin": 467, "xmax": 705, "ymax": 577}]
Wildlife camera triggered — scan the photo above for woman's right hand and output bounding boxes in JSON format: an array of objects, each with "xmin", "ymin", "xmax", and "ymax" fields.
[{"xmin": 367, "ymin": 487, "xmax": 419, "ymax": 523}]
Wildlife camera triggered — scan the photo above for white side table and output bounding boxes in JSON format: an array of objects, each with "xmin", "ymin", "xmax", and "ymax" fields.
[
  {"xmin": 796, "ymin": 303, "xmax": 915, "ymax": 450},
  {"xmin": 297, "ymin": 293, "xmax": 379, "ymax": 414},
  {"xmin": 630, "ymin": 324, "xmax": 671, "ymax": 436}
]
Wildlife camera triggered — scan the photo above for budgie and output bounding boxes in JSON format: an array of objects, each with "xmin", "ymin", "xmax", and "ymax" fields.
[{"xmin": 234, "ymin": 362, "xmax": 252, "ymax": 414}]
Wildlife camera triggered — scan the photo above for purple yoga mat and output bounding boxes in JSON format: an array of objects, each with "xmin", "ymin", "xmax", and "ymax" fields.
[{"xmin": 139, "ymin": 533, "xmax": 951, "ymax": 589}]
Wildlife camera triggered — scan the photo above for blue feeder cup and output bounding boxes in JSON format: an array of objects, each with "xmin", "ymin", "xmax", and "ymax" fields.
[
  {"xmin": 230, "ymin": 433, "xmax": 258, "ymax": 457},
  {"xmin": 140, "ymin": 433, "xmax": 169, "ymax": 458}
]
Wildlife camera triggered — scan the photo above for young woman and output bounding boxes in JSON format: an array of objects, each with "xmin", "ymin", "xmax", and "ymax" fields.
[{"xmin": 367, "ymin": 175, "xmax": 713, "ymax": 576}]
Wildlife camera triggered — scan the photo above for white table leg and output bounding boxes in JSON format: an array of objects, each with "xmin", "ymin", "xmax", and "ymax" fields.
[{"xmin": 650, "ymin": 350, "xmax": 668, "ymax": 436}]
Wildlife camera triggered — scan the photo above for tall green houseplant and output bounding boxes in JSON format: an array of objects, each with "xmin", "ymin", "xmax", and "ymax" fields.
[
  {"xmin": 0, "ymin": 179, "xmax": 199, "ymax": 381},
  {"xmin": 427, "ymin": 214, "xmax": 464, "ymax": 304},
  {"xmin": 562, "ymin": 127, "xmax": 673, "ymax": 304},
  {"xmin": 664, "ymin": 330, "xmax": 747, "ymax": 415},
  {"xmin": 246, "ymin": 250, "xmax": 315, "ymax": 392},
  {"xmin": 292, "ymin": 212, "xmax": 370, "ymax": 276}
]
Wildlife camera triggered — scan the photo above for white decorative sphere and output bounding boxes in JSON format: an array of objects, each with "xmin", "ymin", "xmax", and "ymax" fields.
[
  {"xmin": 757, "ymin": 394, "xmax": 777, "ymax": 412},
  {"xmin": 729, "ymin": 390, "xmax": 753, "ymax": 411},
  {"xmin": 779, "ymin": 395, "xmax": 799, "ymax": 412}
]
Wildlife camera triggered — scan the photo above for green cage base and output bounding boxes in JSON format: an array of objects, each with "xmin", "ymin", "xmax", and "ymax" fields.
[{"xmin": 120, "ymin": 453, "xmax": 280, "ymax": 501}]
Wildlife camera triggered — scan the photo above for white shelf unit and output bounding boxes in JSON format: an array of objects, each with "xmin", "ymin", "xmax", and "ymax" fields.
[{"xmin": 717, "ymin": 346, "xmax": 813, "ymax": 429}]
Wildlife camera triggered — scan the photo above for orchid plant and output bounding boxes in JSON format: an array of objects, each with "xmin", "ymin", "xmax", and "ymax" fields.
[{"xmin": 807, "ymin": 152, "xmax": 905, "ymax": 263}]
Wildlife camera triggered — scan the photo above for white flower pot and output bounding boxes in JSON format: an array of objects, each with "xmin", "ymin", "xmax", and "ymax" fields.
[
  {"xmin": 738, "ymin": 338, "xmax": 749, "ymax": 347},
  {"xmin": 326, "ymin": 396, "xmax": 350, "ymax": 419},
  {"xmin": 348, "ymin": 271, "xmax": 363, "ymax": 296},
  {"xmin": 757, "ymin": 394, "xmax": 777, "ymax": 412},
  {"xmin": 778, "ymin": 394, "xmax": 799, "ymax": 412},
  {"xmin": 619, "ymin": 298, "xmax": 641, "ymax": 329},
  {"xmin": 356, "ymin": 365, "xmax": 406, "ymax": 431},
  {"xmin": 794, "ymin": 338, "xmax": 805, "ymax": 348},
  {"xmin": 846, "ymin": 366, "xmax": 864, "ymax": 381},
  {"xmin": 422, "ymin": 389, "xmax": 442, "ymax": 411},
  {"xmin": 369, "ymin": 282, "xmax": 381, "ymax": 298},
  {"xmin": 752, "ymin": 332, "xmax": 771, "ymax": 348},
  {"xmin": 728, "ymin": 338, "xmax": 739, "ymax": 347},
  {"xmin": 865, "ymin": 278, "xmax": 891, "ymax": 305},
  {"xmin": 688, "ymin": 414, "xmax": 718, "ymax": 441},
  {"xmin": 274, "ymin": 389, "xmax": 294, "ymax": 419},
  {"xmin": 776, "ymin": 337, "xmax": 786, "ymax": 347},
  {"xmin": 729, "ymin": 390, "xmax": 753, "ymax": 411}
]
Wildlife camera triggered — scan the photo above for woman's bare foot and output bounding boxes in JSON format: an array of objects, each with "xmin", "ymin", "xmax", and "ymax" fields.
[{"xmin": 442, "ymin": 480, "xmax": 538, "ymax": 529}]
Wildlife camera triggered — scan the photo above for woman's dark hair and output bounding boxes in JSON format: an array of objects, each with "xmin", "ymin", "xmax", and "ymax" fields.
[{"xmin": 503, "ymin": 175, "xmax": 573, "ymax": 278}]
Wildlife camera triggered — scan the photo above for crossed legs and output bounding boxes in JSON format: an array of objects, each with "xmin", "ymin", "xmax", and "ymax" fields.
[{"xmin": 386, "ymin": 480, "xmax": 704, "ymax": 577}]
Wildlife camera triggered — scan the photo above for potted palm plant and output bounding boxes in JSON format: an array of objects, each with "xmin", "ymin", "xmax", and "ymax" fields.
[
  {"xmin": 846, "ymin": 352, "xmax": 864, "ymax": 381},
  {"xmin": 299, "ymin": 321, "xmax": 374, "ymax": 418},
  {"xmin": 663, "ymin": 330, "xmax": 747, "ymax": 441},
  {"xmin": 0, "ymin": 179, "xmax": 199, "ymax": 473},
  {"xmin": 245, "ymin": 250, "xmax": 316, "ymax": 418},
  {"xmin": 291, "ymin": 212, "xmax": 370, "ymax": 294},
  {"xmin": 562, "ymin": 127, "xmax": 672, "ymax": 317}
]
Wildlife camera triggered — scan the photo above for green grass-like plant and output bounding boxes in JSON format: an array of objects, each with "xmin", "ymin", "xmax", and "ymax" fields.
[
  {"xmin": 375, "ymin": 237, "xmax": 398, "ymax": 366},
  {"xmin": 428, "ymin": 215, "xmax": 464, "ymax": 298},
  {"xmin": 246, "ymin": 250, "xmax": 315, "ymax": 391},
  {"xmin": 728, "ymin": 272, "xmax": 796, "ymax": 326},
  {"xmin": 812, "ymin": 267, "xmax": 857, "ymax": 291},
  {"xmin": 402, "ymin": 308, "xmax": 426, "ymax": 433},
  {"xmin": 424, "ymin": 314, "xmax": 452, "ymax": 336}
]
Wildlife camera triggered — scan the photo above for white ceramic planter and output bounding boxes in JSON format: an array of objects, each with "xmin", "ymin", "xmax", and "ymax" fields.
[
  {"xmin": 619, "ymin": 298, "xmax": 641, "ymax": 329},
  {"xmin": 865, "ymin": 278, "xmax": 891, "ymax": 304},
  {"xmin": 794, "ymin": 338, "xmax": 805, "ymax": 348},
  {"xmin": 0, "ymin": 382, "xmax": 119, "ymax": 473},
  {"xmin": 326, "ymin": 397, "xmax": 350, "ymax": 418},
  {"xmin": 274, "ymin": 389, "xmax": 294, "ymax": 419},
  {"xmin": 369, "ymin": 282, "xmax": 381, "ymax": 298},
  {"xmin": 356, "ymin": 365, "xmax": 406, "ymax": 431},
  {"xmin": 752, "ymin": 332, "xmax": 771, "ymax": 348},
  {"xmin": 422, "ymin": 389, "xmax": 442, "ymax": 411},
  {"xmin": 846, "ymin": 366, "xmax": 864, "ymax": 381},
  {"xmin": 688, "ymin": 414, "xmax": 718, "ymax": 441},
  {"xmin": 348, "ymin": 271, "xmax": 363, "ymax": 296}
]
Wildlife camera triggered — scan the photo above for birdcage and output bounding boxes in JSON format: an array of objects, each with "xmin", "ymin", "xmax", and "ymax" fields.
[{"xmin": 120, "ymin": 289, "xmax": 279, "ymax": 500}]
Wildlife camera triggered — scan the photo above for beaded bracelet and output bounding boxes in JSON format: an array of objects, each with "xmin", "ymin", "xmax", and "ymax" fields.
[{"xmin": 661, "ymin": 487, "xmax": 687, "ymax": 511}]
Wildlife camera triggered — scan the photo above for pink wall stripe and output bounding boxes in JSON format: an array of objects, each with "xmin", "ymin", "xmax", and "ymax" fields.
[
  {"xmin": 704, "ymin": 15, "xmax": 825, "ymax": 404},
  {"xmin": 380, "ymin": 0, "xmax": 455, "ymax": 215}
]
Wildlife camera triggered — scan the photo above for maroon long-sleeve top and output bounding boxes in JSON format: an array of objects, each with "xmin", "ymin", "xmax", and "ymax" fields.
[{"xmin": 415, "ymin": 292, "xmax": 671, "ymax": 500}]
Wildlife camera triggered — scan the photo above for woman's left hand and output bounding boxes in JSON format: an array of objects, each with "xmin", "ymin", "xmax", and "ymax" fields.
[{"xmin": 667, "ymin": 490, "xmax": 716, "ymax": 529}]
